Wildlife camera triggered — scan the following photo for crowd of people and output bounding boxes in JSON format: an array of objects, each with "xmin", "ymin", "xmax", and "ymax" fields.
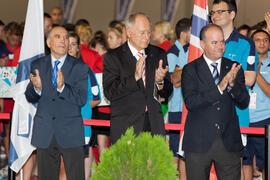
[{"xmin": 0, "ymin": 0, "xmax": 270, "ymax": 179}]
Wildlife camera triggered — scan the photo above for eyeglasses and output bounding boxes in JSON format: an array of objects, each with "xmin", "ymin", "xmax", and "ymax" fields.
[{"xmin": 209, "ymin": 9, "xmax": 231, "ymax": 16}]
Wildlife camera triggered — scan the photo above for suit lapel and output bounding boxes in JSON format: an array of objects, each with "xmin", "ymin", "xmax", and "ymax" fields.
[
  {"xmin": 197, "ymin": 56, "xmax": 217, "ymax": 87},
  {"xmin": 61, "ymin": 54, "xmax": 73, "ymax": 79},
  {"xmin": 122, "ymin": 43, "xmax": 136, "ymax": 70},
  {"xmin": 219, "ymin": 58, "xmax": 230, "ymax": 80},
  {"xmin": 44, "ymin": 55, "xmax": 53, "ymax": 88}
]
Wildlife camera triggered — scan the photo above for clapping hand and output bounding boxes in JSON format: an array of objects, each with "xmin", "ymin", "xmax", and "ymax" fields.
[
  {"xmin": 155, "ymin": 60, "xmax": 169, "ymax": 83},
  {"xmin": 30, "ymin": 69, "xmax": 42, "ymax": 91}
]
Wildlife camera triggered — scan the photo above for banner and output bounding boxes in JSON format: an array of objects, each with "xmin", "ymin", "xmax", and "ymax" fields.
[
  {"xmin": 162, "ymin": 0, "xmax": 180, "ymax": 22},
  {"xmin": 61, "ymin": 0, "xmax": 79, "ymax": 24},
  {"xmin": 115, "ymin": 0, "xmax": 135, "ymax": 21},
  {"xmin": 8, "ymin": 0, "xmax": 44, "ymax": 173},
  {"xmin": 0, "ymin": 67, "xmax": 17, "ymax": 98}
]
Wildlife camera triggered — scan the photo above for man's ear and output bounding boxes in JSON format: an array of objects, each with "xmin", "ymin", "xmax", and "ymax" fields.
[
  {"xmin": 200, "ymin": 40, "xmax": 205, "ymax": 50},
  {"xmin": 126, "ymin": 28, "xmax": 131, "ymax": 39},
  {"xmin": 46, "ymin": 38, "xmax": 51, "ymax": 48}
]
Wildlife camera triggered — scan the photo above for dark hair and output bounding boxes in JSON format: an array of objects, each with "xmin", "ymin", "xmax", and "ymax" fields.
[
  {"xmin": 251, "ymin": 29, "xmax": 270, "ymax": 42},
  {"xmin": 257, "ymin": 20, "xmax": 267, "ymax": 29},
  {"xmin": 4, "ymin": 22, "xmax": 22, "ymax": 36},
  {"xmin": 213, "ymin": 0, "xmax": 237, "ymax": 15},
  {"xmin": 200, "ymin": 24, "xmax": 223, "ymax": 41},
  {"xmin": 75, "ymin": 19, "xmax": 90, "ymax": 26},
  {"xmin": 108, "ymin": 20, "xmax": 121, "ymax": 28},
  {"xmin": 175, "ymin": 18, "xmax": 191, "ymax": 39},
  {"xmin": 90, "ymin": 31, "xmax": 108, "ymax": 51},
  {"xmin": 63, "ymin": 23, "xmax": 75, "ymax": 32},
  {"xmin": 44, "ymin": 13, "xmax": 51, "ymax": 19},
  {"xmin": 237, "ymin": 24, "xmax": 250, "ymax": 32},
  {"xmin": 0, "ymin": 20, "xmax": 4, "ymax": 26}
]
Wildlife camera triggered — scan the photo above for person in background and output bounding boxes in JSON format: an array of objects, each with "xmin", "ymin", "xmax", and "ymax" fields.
[
  {"xmin": 2, "ymin": 22, "xmax": 22, "ymax": 161},
  {"xmin": 75, "ymin": 19, "xmax": 90, "ymax": 27},
  {"xmin": 210, "ymin": 1, "xmax": 258, "ymax": 179},
  {"xmin": 107, "ymin": 24, "xmax": 124, "ymax": 49},
  {"xmin": 152, "ymin": 21, "xmax": 174, "ymax": 51},
  {"xmin": 237, "ymin": 24, "xmax": 250, "ymax": 36},
  {"xmin": 50, "ymin": 7, "xmax": 64, "ymax": 26},
  {"xmin": 108, "ymin": 20, "xmax": 127, "ymax": 44},
  {"xmin": 67, "ymin": 31, "xmax": 101, "ymax": 180},
  {"xmin": 90, "ymin": 33, "xmax": 109, "ymax": 56},
  {"xmin": 167, "ymin": 18, "xmax": 191, "ymax": 180},
  {"xmin": 44, "ymin": 13, "xmax": 53, "ymax": 55},
  {"xmin": 75, "ymin": 24, "xmax": 103, "ymax": 73},
  {"xmin": 89, "ymin": 31, "xmax": 110, "ymax": 162},
  {"xmin": 243, "ymin": 30, "xmax": 270, "ymax": 180},
  {"xmin": 0, "ymin": 20, "xmax": 5, "ymax": 46}
]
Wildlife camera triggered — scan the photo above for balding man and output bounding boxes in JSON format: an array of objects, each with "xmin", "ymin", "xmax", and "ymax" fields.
[
  {"xmin": 181, "ymin": 24, "xmax": 249, "ymax": 179},
  {"xmin": 103, "ymin": 13, "xmax": 173, "ymax": 144},
  {"xmin": 50, "ymin": 7, "xmax": 64, "ymax": 25},
  {"xmin": 25, "ymin": 26, "xmax": 89, "ymax": 179}
]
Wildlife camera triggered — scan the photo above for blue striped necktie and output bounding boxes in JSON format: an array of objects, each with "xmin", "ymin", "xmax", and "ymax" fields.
[
  {"xmin": 211, "ymin": 62, "xmax": 219, "ymax": 85},
  {"xmin": 52, "ymin": 60, "xmax": 60, "ymax": 88}
]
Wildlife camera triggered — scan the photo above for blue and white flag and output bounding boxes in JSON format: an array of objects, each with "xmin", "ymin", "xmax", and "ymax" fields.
[
  {"xmin": 61, "ymin": 0, "xmax": 79, "ymax": 24},
  {"xmin": 116, "ymin": 0, "xmax": 135, "ymax": 21},
  {"xmin": 162, "ymin": 0, "xmax": 180, "ymax": 22},
  {"xmin": 8, "ymin": 0, "xmax": 44, "ymax": 173}
]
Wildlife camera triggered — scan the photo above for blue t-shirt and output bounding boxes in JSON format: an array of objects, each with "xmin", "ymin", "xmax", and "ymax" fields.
[
  {"xmin": 224, "ymin": 28, "xmax": 259, "ymax": 127},
  {"xmin": 81, "ymin": 68, "xmax": 100, "ymax": 144},
  {"xmin": 249, "ymin": 56, "xmax": 270, "ymax": 123},
  {"xmin": 167, "ymin": 40, "xmax": 188, "ymax": 112}
]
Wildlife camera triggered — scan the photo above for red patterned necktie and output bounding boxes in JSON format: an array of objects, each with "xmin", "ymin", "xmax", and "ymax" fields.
[{"xmin": 137, "ymin": 51, "xmax": 146, "ymax": 87}]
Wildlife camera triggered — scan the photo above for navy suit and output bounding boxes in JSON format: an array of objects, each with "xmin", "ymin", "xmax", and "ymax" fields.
[
  {"xmin": 181, "ymin": 55, "xmax": 250, "ymax": 179},
  {"xmin": 25, "ymin": 54, "xmax": 89, "ymax": 149}
]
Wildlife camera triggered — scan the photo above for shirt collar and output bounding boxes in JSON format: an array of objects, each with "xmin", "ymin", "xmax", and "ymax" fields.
[
  {"xmin": 127, "ymin": 40, "xmax": 145, "ymax": 57},
  {"xmin": 225, "ymin": 28, "xmax": 240, "ymax": 44},
  {"xmin": 203, "ymin": 54, "xmax": 222, "ymax": 69},
  {"xmin": 51, "ymin": 54, "xmax": 67, "ymax": 69},
  {"xmin": 175, "ymin": 40, "xmax": 183, "ymax": 51},
  {"xmin": 261, "ymin": 55, "xmax": 270, "ymax": 67}
]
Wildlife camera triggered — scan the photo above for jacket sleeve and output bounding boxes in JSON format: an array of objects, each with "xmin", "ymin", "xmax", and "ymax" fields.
[{"xmin": 25, "ymin": 63, "xmax": 41, "ymax": 103}]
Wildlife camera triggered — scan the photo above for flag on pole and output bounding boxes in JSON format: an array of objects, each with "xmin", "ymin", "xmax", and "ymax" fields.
[
  {"xmin": 61, "ymin": 0, "xmax": 79, "ymax": 24},
  {"xmin": 115, "ymin": 0, "xmax": 135, "ymax": 21},
  {"xmin": 162, "ymin": 0, "xmax": 180, "ymax": 22},
  {"xmin": 8, "ymin": 0, "xmax": 44, "ymax": 173},
  {"xmin": 178, "ymin": 0, "xmax": 209, "ymax": 157}
]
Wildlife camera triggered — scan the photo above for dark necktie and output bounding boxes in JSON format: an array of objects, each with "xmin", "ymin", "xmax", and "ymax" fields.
[
  {"xmin": 211, "ymin": 62, "xmax": 219, "ymax": 85},
  {"xmin": 52, "ymin": 60, "xmax": 60, "ymax": 88}
]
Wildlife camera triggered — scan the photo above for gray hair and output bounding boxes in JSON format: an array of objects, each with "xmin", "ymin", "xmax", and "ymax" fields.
[{"xmin": 125, "ymin": 13, "xmax": 151, "ymax": 31}]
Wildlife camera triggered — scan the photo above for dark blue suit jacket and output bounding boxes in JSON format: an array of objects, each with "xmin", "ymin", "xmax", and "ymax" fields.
[
  {"xmin": 182, "ymin": 55, "xmax": 250, "ymax": 153},
  {"xmin": 25, "ymin": 54, "xmax": 89, "ymax": 149}
]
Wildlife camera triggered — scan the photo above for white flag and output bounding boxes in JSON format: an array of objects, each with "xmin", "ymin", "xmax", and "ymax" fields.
[{"xmin": 8, "ymin": 0, "xmax": 44, "ymax": 173}]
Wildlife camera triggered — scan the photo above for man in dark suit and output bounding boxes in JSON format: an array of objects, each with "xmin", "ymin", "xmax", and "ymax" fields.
[
  {"xmin": 103, "ymin": 13, "xmax": 173, "ymax": 144},
  {"xmin": 181, "ymin": 24, "xmax": 250, "ymax": 180},
  {"xmin": 25, "ymin": 26, "xmax": 89, "ymax": 179}
]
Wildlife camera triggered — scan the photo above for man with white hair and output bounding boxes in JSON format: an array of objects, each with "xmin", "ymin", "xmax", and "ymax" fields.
[{"xmin": 103, "ymin": 13, "xmax": 173, "ymax": 144}]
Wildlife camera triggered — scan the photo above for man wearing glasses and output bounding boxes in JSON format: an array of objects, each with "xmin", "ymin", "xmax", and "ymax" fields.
[{"xmin": 210, "ymin": 0, "xmax": 259, "ymax": 179}]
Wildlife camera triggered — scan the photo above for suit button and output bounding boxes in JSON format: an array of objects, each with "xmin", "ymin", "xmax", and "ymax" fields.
[
  {"xmin": 217, "ymin": 107, "xmax": 221, "ymax": 111},
  {"xmin": 52, "ymin": 98, "xmax": 55, "ymax": 101},
  {"xmin": 52, "ymin": 117, "xmax": 56, "ymax": 120}
]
